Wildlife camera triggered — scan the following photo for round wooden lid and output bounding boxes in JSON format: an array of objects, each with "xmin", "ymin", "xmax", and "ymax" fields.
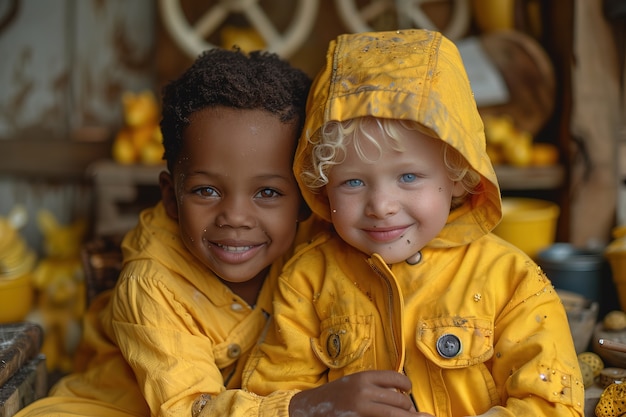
[{"xmin": 478, "ymin": 30, "xmax": 556, "ymax": 135}]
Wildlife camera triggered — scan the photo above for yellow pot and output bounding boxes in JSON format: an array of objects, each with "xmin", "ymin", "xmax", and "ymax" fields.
[
  {"xmin": 492, "ymin": 198, "xmax": 560, "ymax": 259},
  {"xmin": 471, "ymin": 0, "xmax": 515, "ymax": 32},
  {"xmin": 0, "ymin": 271, "xmax": 34, "ymax": 323},
  {"xmin": 471, "ymin": 0, "xmax": 542, "ymax": 38},
  {"xmin": 606, "ymin": 226, "xmax": 626, "ymax": 311}
]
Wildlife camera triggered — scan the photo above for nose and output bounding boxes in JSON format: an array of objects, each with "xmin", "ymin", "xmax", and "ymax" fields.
[
  {"xmin": 215, "ymin": 196, "xmax": 256, "ymax": 229},
  {"xmin": 364, "ymin": 189, "xmax": 400, "ymax": 219}
]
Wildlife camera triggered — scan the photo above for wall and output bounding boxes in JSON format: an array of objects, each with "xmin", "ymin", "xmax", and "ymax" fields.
[
  {"xmin": 568, "ymin": 0, "xmax": 621, "ymax": 247},
  {"xmin": 0, "ymin": 0, "xmax": 155, "ymax": 253},
  {"xmin": 1, "ymin": 0, "xmax": 622, "ymax": 254}
]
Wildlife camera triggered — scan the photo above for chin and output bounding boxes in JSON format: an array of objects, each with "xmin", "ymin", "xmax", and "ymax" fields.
[{"xmin": 375, "ymin": 249, "xmax": 418, "ymax": 265}]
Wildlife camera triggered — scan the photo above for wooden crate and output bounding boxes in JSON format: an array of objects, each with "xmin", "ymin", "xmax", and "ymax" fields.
[
  {"xmin": 0, "ymin": 322, "xmax": 46, "ymax": 417},
  {"xmin": 81, "ymin": 235, "xmax": 124, "ymax": 305}
]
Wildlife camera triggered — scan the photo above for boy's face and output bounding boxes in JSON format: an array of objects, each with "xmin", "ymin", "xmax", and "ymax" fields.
[
  {"xmin": 326, "ymin": 125, "xmax": 465, "ymax": 264},
  {"xmin": 162, "ymin": 106, "xmax": 301, "ymax": 294}
]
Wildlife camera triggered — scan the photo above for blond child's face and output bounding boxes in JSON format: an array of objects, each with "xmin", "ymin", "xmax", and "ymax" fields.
[
  {"xmin": 326, "ymin": 126, "xmax": 465, "ymax": 264},
  {"xmin": 164, "ymin": 106, "xmax": 302, "ymax": 298}
]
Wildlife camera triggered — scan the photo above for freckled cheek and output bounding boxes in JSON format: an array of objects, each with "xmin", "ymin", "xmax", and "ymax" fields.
[
  {"xmin": 180, "ymin": 226, "xmax": 199, "ymax": 245},
  {"xmin": 179, "ymin": 215, "xmax": 208, "ymax": 242},
  {"xmin": 410, "ymin": 199, "xmax": 447, "ymax": 226},
  {"xmin": 330, "ymin": 209, "xmax": 355, "ymax": 229},
  {"xmin": 331, "ymin": 194, "xmax": 362, "ymax": 214},
  {"xmin": 268, "ymin": 213, "xmax": 298, "ymax": 235}
]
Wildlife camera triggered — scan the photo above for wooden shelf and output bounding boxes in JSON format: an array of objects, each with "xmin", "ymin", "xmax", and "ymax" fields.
[
  {"xmin": 495, "ymin": 164, "xmax": 565, "ymax": 190},
  {"xmin": 0, "ymin": 138, "xmax": 111, "ymax": 181},
  {"xmin": 87, "ymin": 159, "xmax": 164, "ymax": 236}
]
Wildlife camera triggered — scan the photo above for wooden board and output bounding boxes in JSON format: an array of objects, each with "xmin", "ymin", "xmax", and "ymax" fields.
[
  {"xmin": 0, "ymin": 322, "xmax": 43, "ymax": 387},
  {"xmin": 0, "ymin": 355, "xmax": 47, "ymax": 417},
  {"xmin": 478, "ymin": 30, "xmax": 556, "ymax": 135}
]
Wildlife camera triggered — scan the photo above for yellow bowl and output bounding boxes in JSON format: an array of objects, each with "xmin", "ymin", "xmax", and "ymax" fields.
[
  {"xmin": 0, "ymin": 272, "xmax": 34, "ymax": 323},
  {"xmin": 493, "ymin": 198, "xmax": 560, "ymax": 258},
  {"xmin": 606, "ymin": 226, "xmax": 626, "ymax": 311},
  {"xmin": 607, "ymin": 253, "xmax": 626, "ymax": 311}
]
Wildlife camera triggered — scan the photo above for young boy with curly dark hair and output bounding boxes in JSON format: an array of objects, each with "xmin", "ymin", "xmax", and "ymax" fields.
[{"xmin": 16, "ymin": 47, "xmax": 318, "ymax": 417}]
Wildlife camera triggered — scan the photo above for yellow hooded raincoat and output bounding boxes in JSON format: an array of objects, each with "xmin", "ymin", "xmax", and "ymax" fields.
[
  {"xmin": 241, "ymin": 30, "xmax": 585, "ymax": 417},
  {"xmin": 15, "ymin": 202, "xmax": 320, "ymax": 417}
]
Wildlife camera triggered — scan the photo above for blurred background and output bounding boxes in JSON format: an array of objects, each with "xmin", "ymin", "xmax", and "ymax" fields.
[{"xmin": 0, "ymin": 0, "xmax": 625, "ymax": 398}]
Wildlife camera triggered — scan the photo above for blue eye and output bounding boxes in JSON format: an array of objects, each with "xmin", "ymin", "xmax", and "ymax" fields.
[
  {"xmin": 255, "ymin": 188, "xmax": 281, "ymax": 199},
  {"xmin": 345, "ymin": 179, "xmax": 364, "ymax": 187},
  {"xmin": 400, "ymin": 173, "xmax": 417, "ymax": 183}
]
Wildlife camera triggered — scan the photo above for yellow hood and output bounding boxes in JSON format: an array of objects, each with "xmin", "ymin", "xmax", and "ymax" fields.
[{"xmin": 294, "ymin": 29, "xmax": 502, "ymax": 248}]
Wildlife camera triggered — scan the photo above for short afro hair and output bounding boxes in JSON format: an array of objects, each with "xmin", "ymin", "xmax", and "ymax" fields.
[{"xmin": 160, "ymin": 48, "xmax": 311, "ymax": 172}]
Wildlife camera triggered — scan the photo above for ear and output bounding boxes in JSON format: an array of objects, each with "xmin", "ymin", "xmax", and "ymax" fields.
[
  {"xmin": 451, "ymin": 180, "xmax": 466, "ymax": 198},
  {"xmin": 159, "ymin": 170, "xmax": 179, "ymax": 221}
]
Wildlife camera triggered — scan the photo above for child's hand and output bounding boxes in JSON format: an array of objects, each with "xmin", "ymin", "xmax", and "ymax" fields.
[{"xmin": 289, "ymin": 370, "xmax": 430, "ymax": 416}]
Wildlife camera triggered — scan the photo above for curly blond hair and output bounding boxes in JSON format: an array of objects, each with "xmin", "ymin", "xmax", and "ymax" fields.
[{"xmin": 299, "ymin": 117, "xmax": 481, "ymax": 209}]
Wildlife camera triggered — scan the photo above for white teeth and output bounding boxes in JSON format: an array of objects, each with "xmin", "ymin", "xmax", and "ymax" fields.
[{"xmin": 217, "ymin": 244, "xmax": 252, "ymax": 252}]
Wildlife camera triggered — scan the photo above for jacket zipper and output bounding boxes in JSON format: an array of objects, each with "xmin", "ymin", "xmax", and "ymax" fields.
[
  {"xmin": 368, "ymin": 259, "xmax": 419, "ymax": 411},
  {"xmin": 368, "ymin": 260, "xmax": 400, "ymax": 367}
]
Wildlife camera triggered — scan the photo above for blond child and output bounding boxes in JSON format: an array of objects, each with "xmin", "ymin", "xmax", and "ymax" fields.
[{"xmin": 240, "ymin": 30, "xmax": 585, "ymax": 417}]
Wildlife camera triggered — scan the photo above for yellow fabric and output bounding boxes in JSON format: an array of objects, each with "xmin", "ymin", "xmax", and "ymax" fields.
[
  {"xmin": 240, "ymin": 30, "xmax": 585, "ymax": 417},
  {"xmin": 16, "ymin": 202, "xmax": 324, "ymax": 417},
  {"xmin": 245, "ymin": 234, "xmax": 585, "ymax": 417}
]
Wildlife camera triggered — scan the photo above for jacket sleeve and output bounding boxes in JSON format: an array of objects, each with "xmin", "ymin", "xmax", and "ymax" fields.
[
  {"xmin": 192, "ymin": 389, "xmax": 298, "ymax": 417},
  {"xmin": 109, "ymin": 263, "xmax": 270, "ymax": 417},
  {"xmin": 243, "ymin": 255, "xmax": 330, "ymax": 396},
  {"xmin": 486, "ymin": 266, "xmax": 585, "ymax": 417}
]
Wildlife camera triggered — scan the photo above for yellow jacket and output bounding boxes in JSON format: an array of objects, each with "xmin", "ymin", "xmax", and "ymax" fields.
[
  {"xmin": 241, "ymin": 30, "xmax": 585, "ymax": 417},
  {"xmin": 16, "ymin": 202, "xmax": 321, "ymax": 417}
]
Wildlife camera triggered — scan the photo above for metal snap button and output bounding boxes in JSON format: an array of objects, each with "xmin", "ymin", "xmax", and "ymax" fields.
[
  {"xmin": 327, "ymin": 333, "xmax": 341, "ymax": 359},
  {"xmin": 231, "ymin": 302, "xmax": 244, "ymax": 311},
  {"xmin": 406, "ymin": 251, "xmax": 422, "ymax": 265},
  {"xmin": 436, "ymin": 334, "xmax": 461, "ymax": 358},
  {"xmin": 227, "ymin": 343, "xmax": 241, "ymax": 358}
]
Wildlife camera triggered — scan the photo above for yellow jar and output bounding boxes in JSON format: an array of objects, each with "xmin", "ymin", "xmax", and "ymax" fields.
[
  {"xmin": 606, "ymin": 226, "xmax": 626, "ymax": 311},
  {"xmin": 492, "ymin": 197, "xmax": 560, "ymax": 259},
  {"xmin": 0, "ymin": 214, "xmax": 36, "ymax": 323}
]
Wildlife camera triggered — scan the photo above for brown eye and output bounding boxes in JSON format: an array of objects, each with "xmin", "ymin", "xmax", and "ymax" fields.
[
  {"xmin": 194, "ymin": 187, "xmax": 219, "ymax": 197},
  {"xmin": 255, "ymin": 188, "xmax": 281, "ymax": 199}
]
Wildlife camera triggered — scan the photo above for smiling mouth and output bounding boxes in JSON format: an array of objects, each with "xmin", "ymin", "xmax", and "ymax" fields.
[
  {"xmin": 364, "ymin": 226, "xmax": 409, "ymax": 242},
  {"xmin": 209, "ymin": 241, "xmax": 266, "ymax": 264},
  {"xmin": 215, "ymin": 243, "xmax": 257, "ymax": 252}
]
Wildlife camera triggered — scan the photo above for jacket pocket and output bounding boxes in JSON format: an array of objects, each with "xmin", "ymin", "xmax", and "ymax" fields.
[
  {"xmin": 415, "ymin": 316, "xmax": 494, "ymax": 368},
  {"xmin": 311, "ymin": 314, "xmax": 373, "ymax": 370}
]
